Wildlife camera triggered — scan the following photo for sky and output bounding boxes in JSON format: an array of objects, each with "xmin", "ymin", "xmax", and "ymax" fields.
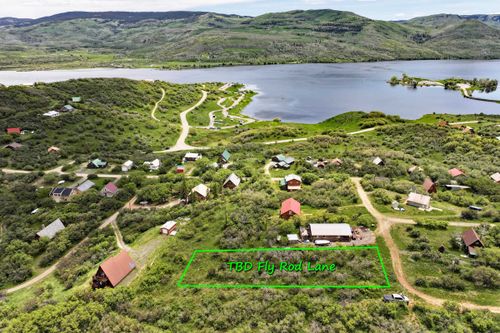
[{"xmin": 0, "ymin": 0, "xmax": 499, "ymax": 20}]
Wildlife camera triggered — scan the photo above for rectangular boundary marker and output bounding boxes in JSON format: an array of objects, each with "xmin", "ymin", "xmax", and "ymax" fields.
[{"xmin": 178, "ymin": 245, "xmax": 391, "ymax": 289}]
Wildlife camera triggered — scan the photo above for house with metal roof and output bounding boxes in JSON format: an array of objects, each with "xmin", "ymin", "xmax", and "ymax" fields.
[
  {"xmin": 308, "ymin": 223, "xmax": 352, "ymax": 242},
  {"xmin": 76, "ymin": 180, "xmax": 96, "ymax": 193},
  {"xmin": 60, "ymin": 105, "xmax": 75, "ymax": 112},
  {"xmin": 280, "ymin": 198, "xmax": 301, "ymax": 219},
  {"xmin": 92, "ymin": 251, "xmax": 136, "ymax": 288},
  {"xmin": 219, "ymin": 149, "xmax": 231, "ymax": 164},
  {"xmin": 88, "ymin": 159, "xmax": 107, "ymax": 169},
  {"xmin": 191, "ymin": 184, "xmax": 210, "ymax": 201},
  {"xmin": 160, "ymin": 221, "xmax": 177, "ymax": 235},
  {"xmin": 423, "ymin": 178, "xmax": 437, "ymax": 194},
  {"xmin": 491, "ymin": 172, "xmax": 500, "ymax": 183},
  {"xmin": 462, "ymin": 229, "xmax": 484, "ymax": 257},
  {"xmin": 144, "ymin": 159, "xmax": 161, "ymax": 171},
  {"xmin": 373, "ymin": 157, "xmax": 384, "ymax": 166},
  {"xmin": 183, "ymin": 152, "xmax": 202, "ymax": 162},
  {"xmin": 448, "ymin": 168, "xmax": 465, "ymax": 178},
  {"xmin": 36, "ymin": 218, "xmax": 65, "ymax": 239},
  {"xmin": 122, "ymin": 160, "xmax": 134, "ymax": 172},
  {"xmin": 101, "ymin": 182, "xmax": 119, "ymax": 197},
  {"xmin": 223, "ymin": 173, "xmax": 241, "ymax": 189},
  {"xmin": 281, "ymin": 174, "xmax": 302, "ymax": 191},
  {"xmin": 407, "ymin": 192, "xmax": 431, "ymax": 210}
]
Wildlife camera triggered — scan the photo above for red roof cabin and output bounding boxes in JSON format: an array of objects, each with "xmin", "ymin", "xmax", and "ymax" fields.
[
  {"xmin": 92, "ymin": 251, "xmax": 136, "ymax": 288},
  {"xmin": 101, "ymin": 182, "xmax": 119, "ymax": 197},
  {"xmin": 448, "ymin": 168, "xmax": 465, "ymax": 178},
  {"xmin": 6, "ymin": 128, "xmax": 21, "ymax": 135},
  {"xmin": 423, "ymin": 178, "xmax": 437, "ymax": 194},
  {"xmin": 462, "ymin": 229, "xmax": 484, "ymax": 257},
  {"xmin": 280, "ymin": 198, "xmax": 301, "ymax": 219},
  {"xmin": 176, "ymin": 165, "xmax": 185, "ymax": 174}
]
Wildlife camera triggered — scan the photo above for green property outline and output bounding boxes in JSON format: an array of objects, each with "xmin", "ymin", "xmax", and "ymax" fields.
[{"xmin": 177, "ymin": 245, "xmax": 391, "ymax": 289}]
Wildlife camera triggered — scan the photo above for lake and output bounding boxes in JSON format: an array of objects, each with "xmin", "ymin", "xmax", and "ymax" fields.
[{"xmin": 0, "ymin": 60, "xmax": 499, "ymax": 123}]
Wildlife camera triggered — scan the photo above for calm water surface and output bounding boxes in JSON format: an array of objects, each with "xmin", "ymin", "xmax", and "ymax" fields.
[{"xmin": 0, "ymin": 60, "xmax": 498, "ymax": 123}]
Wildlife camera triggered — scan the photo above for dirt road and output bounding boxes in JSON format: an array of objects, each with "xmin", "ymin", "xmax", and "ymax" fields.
[
  {"xmin": 151, "ymin": 88, "xmax": 166, "ymax": 121},
  {"xmin": 351, "ymin": 177, "xmax": 500, "ymax": 313}
]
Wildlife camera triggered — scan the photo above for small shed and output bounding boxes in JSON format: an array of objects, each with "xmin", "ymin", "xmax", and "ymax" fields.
[
  {"xmin": 122, "ymin": 160, "xmax": 134, "ymax": 172},
  {"xmin": 219, "ymin": 149, "xmax": 231, "ymax": 164},
  {"xmin": 491, "ymin": 172, "xmax": 500, "ymax": 183},
  {"xmin": 373, "ymin": 157, "xmax": 384, "ymax": 166},
  {"xmin": 176, "ymin": 165, "xmax": 185, "ymax": 174},
  {"xmin": 160, "ymin": 221, "xmax": 177, "ymax": 235},
  {"xmin": 287, "ymin": 234, "xmax": 300, "ymax": 244}
]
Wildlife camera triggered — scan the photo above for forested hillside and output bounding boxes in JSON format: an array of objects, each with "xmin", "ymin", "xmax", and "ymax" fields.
[{"xmin": 0, "ymin": 10, "xmax": 499, "ymax": 70}]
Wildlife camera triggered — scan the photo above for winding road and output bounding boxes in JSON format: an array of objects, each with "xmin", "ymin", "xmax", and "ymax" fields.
[{"xmin": 351, "ymin": 177, "xmax": 500, "ymax": 313}]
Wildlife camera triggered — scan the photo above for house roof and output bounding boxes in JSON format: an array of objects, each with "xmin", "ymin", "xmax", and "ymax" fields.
[
  {"xmin": 99, "ymin": 251, "xmax": 136, "ymax": 287},
  {"xmin": 284, "ymin": 157, "xmax": 295, "ymax": 165},
  {"xmin": 448, "ymin": 168, "xmax": 465, "ymax": 177},
  {"xmin": 48, "ymin": 146, "xmax": 60, "ymax": 152},
  {"xmin": 284, "ymin": 174, "xmax": 302, "ymax": 183},
  {"xmin": 491, "ymin": 172, "xmax": 500, "ymax": 183},
  {"xmin": 462, "ymin": 229, "xmax": 483, "ymax": 247},
  {"xmin": 91, "ymin": 159, "xmax": 107, "ymax": 167},
  {"xmin": 4, "ymin": 142, "xmax": 23, "ymax": 149},
  {"xmin": 280, "ymin": 198, "xmax": 301, "ymax": 216},
  {"xmin": 50, "ymin": 187, "xmax": 74, "ymax": 197},
  {"xmin": 309, "ymin": 223, "xmax": 352, "ymax": 237},
  {"xmin": 160, "ymin": 221, "xmax": 176, "ymax": 230},
  {"xmin": 6, "ymin": 128, "xmax": 21, "ymax": 134},
  {"xmin": 423, "ymin": 178, "xmax": 435, "ymax": 192},
  {"xmin": 76, "ymin": 180, "xmax": 96, "ymax": 192},
  {"xmin": 445, "ymin": 185, "xmax": 470, "ymax": 190},
  {"xmin": 184, "ymin": 152, "xmax": 201, "ymax": 159},
  {"xmin": 275, "ymin": 154, "xmax": 286, "ymax": 162},
  {"xmin": 43, "ymin": 111, "xmax": 60, "ymax": 117},
  {"xmin": 224, "ymin": 173, "xmax": 241, "ymax": 187},
  {"xmin": 62, "ymin": 105, "xmax": 74, "ymax": 110},
  {"xmin": 103, "ymin": 182, "xmax": 119, "ymax": 194},
  {"xmin": 287, "ymin": 234, "xmax": 299, "ymax": 241},
  {"xmin": 123, "ymin": 160, "xmax": 134, "ymax": 167},
  {"xmin": 373, "ymin": 157, "xmax": 383, "ymax": 165},
  {"xmin": 37, "ymin": 218, "xmax": 65, "ymax": 239},
  {"xmin": 407, "ymin": 192, "xmax": 431, "ymax": 207},
  {"xmin": 192, "ymin": 184, "xmax": 209, "ymax": 197},
  {"xmin": 221, "ymin": 149, "xmax": 231, "ymax": 161},
  {"xmin": 72, "ymin": 97, "xmax": 81, "ymax": 102}
]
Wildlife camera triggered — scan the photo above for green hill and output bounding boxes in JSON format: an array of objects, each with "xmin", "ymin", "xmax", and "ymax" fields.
[{"xmin": 0, "ymin": 9, "xmax": 499, "ymax": 70}]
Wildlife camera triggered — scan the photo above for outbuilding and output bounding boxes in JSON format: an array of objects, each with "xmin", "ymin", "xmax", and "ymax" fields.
[
  {"xmin": 308, "ymin": 223, "xmax": 352, "ymax": 242},
  {"xmin": 144, "ymin": 159, "xmax": 161, "ymax": 171},
  {"xmin": 160, "ymin": 221, "xmax": 177, "ymax": 235},
  {"xmin": 491, "ymin": 172, "xmax": 500, "ymax": 183},
  {"xmin": 122, "ymin": 160, "xmax": 134, "ymax": 172}
]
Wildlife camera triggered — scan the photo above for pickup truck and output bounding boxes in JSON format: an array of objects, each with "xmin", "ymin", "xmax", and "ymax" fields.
[{"xmin": 383, "ymin": 294, "xmax": 410, "ymax": 303}]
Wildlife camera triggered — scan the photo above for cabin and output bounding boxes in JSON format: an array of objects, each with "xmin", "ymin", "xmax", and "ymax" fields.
[
  {"xmin": 36, "ymin": 218, "xmax": 65, "ymax": 240},
  {"xmin": 191, "ymin": 184, "xmax": 210, "ymax": 201},
  {"xmin": 49, "ymin": 187, "xmax": 75, "ymax": 201},
  {"xmin": 144, "ymin": 159, "xmax": 161, "ymax": 171},
  {"xmin": 491, "ymin": 172, "xmax": 500, "ymax": 183},
  {"xmin": 423, "ymin": 178, "xmax": 437, "ymax": 194},
  {"xmin": 308, "ymin": 223, "xmax": 352, "ymax": 242},
  {"xmin": 160, "ymin": 221, "xmax": 177, "ymax": 235},
  {"xmin": 407, "ymin": 192, "xmax": 431, "ymax": 210},
  {"xmin": 223, "ymin": 173, "xmax": 241, "ymax": 189},
  {"xmin": 88, "ymin": 159, "xmax": 107, "ymax": 169},
  {"xmin": 219, "ymin": 150, "xmax": 231, "ymax": 164},
  {"xmin": 6, "ymin": 128, "xmax": 21, "ymax": 135},
  {"xmin": 373, "ymin": 157, "xmax": 384, "ymax": 166},
  {"xmin": 47, "ymin": 146, "xmax": 60, "ymax": 153},
  {"xmin": 101, "ymin": 182, "xmax": 119, "ymax": 197},
  {"xmin": 448, "ymin": 168, "xmax": 465, "ymax": 178},
  {"xmin": 60, "ymin": 105, "xmax": 75, "ymax": 112},
  {"xmin": 280, "ymin": 198, "xmax": 301, "ymax": 219},
  {"xmin": 92, "ymin": 251, "xmax": 136, "ymax": 289},
  {"xmin": 184, "ymin": 152, "xmax": 202, "ymax": 162},
  {"xmin": 4, "ymin": 142, "xmax": 23, "ymax": 150},
  {"xmin": 122, "ymin": 160, "xmax": 134, "ymax": 172},
  {"xmin": 462, "ymin": 229, "xmax": 484, "ymax": 257},
  {"xmin": 43, "ymin": 111, "xmax": 60, "ymax": 117},
  {"xmin": 76, "ymin": 180, "xmax": 96, "ymax": 193},
  {"xmin": 281, "ymin": 174, "xmax": 302, "ymax": 191},
  {"xmin": 176, "ymin": 165, "xmax": 185, "ymax": 174},
  {"xmin": 287, "ymin": 234, "xmax": 300, "ymax": 244}
]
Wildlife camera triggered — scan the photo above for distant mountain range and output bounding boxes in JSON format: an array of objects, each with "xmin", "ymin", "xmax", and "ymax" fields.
[{"xmin": 0, "ymin": 10, "xmax": 499, "ymax": 70}]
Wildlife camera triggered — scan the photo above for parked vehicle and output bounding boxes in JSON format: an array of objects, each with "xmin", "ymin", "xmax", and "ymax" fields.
[{"xmin": 383, "ymin": 294, "xmax": 410, "ymax": 303}]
